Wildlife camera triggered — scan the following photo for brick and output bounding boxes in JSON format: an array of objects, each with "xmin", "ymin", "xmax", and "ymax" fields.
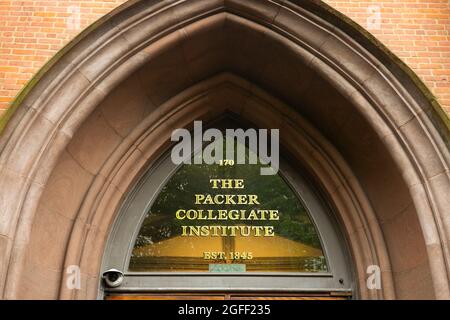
[{"xmin": 0, "ymin": 0, "xmax": 448, "ymax": 116}]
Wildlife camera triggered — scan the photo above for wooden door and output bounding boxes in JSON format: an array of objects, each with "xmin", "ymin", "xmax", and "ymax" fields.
[{"xmin": 106, "ymin": 292, "xmax": 350, "ymax": 300}]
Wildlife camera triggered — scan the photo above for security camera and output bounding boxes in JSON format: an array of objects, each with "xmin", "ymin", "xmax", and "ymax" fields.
[{"xmin": 102, "ymin": 269, "xmax": 124, "ymax": 288}]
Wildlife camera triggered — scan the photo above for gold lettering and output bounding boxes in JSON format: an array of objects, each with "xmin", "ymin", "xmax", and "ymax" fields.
[
  {"xmin": 186, "ymin": 209, "xmax": 197, "ymax": 220},
  {"xmin": 193, "ymin": 194, "xmax": 261, "ymax": 205},
  {"xmin": 209, "ymin": 179, "xmax": 220, "ymax": 189},
  {"xmin": 217, "ymin": 210, "xmax": 228, "ymax": 220},
  {"xmin": 181, "ymin": 178, "xmax": 278, "ymax": 240},
  {"xmin": 248, "ymin": 194, "xmax": 260, "ymax": 205},
  {"xmin": 235, "ymin": 179, "xmax": 244, "ymax": 189},
  {"xmin": 180, "ymin": 225, "xmax": 276, "ymax": 237},
  {"xmin": 208, "ymin": 179, "xmax": 245, "ymax": 189},
  {"xmin": 194, "ymin": 194, "xmax": 205, "ymax": 204},
  {"xmin": 246, "ymin": 210, "xmax": 258, "ymax": 220},
  {"xmin": 264, "ymin": 226, "xmax": 275, "ymax": 236},
  {"xmin": 253, "ymin": 226, "xmax": 264, "ymax": 236},
  {"xmin": 269, "ymin": 210, "xmax": 280, "ymax": 220},
  {"xmin": 176, "ymin": 209, "xmax": 186, "ymax": 220}
]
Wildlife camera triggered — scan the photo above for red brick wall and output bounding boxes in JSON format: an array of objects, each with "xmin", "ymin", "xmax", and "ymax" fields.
[
  {"xmin": 322, "ymin": 0, "xmax": 450, "ymax": 114},
  {"xmin": 0, "ymin": 0, "xmax": 449, "ymax": 118},
  {"xmin": 0, "ymin": 0, "xmax": 128, "ymax": 117}
]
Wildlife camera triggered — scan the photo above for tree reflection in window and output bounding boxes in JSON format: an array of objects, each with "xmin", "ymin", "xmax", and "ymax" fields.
[{"xmin": 129, "ymin": 139, "xmax": 328, "ymax": 273}]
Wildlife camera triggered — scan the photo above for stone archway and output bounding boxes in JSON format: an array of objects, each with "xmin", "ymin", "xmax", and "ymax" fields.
[{"xmin": 0, "ymin": 0, "xmax": 448, "ymax": 300}]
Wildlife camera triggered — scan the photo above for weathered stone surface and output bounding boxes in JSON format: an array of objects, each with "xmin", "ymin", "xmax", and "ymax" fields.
[
  {"xmin": 39, "ymin": 150, "xmax": 94, "ymax": 221},
  {"xmin": 381, "ymin": 204, "xmax": 429, "ymax": 273},
  {"xmin": 100, "ymin": 74, "xmax": 153, "ymax": 138},
  {"xmin": 25, "ymin": 205, "xmax": 73, "ymax": 270},
  {"xmin": 400, "ymin": 117, "xmax": 448, "ymax": 179},
  {"xmin": 393, "ymin": 262, "xmax": 435, "ymax": 300},
  {"xmin": 67, "ymin": 108, "xmax": 122, "ymax": 175},
  {"xmin": 0, "ymin": 235, "xmax": 11, "ymax": 295},
  {"xmin": 15, "ymin": 260, "xmax": 61, "ymax": 299}
]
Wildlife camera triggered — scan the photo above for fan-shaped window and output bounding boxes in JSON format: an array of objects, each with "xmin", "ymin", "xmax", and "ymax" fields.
[
  {"xmin": 102, "ymin": 126, "xmax": 353, "ymax": 295},
  {"xmin": 129, "ymin": 144, "xmax": 327, "ymax": 273}
]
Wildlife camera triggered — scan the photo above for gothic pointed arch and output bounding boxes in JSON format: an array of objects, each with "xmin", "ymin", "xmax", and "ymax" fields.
[{"xmin": 0, "ymin": 0, "xmax": 448, "ymax": 299}]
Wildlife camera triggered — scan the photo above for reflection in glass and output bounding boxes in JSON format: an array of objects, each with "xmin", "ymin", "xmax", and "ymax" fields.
[{"xmin": 129, "ymin": 139, "xmax": 328, "ymax": 273}]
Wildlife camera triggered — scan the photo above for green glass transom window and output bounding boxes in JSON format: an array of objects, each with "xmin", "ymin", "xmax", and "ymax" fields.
[{"xmin": 129, "ymin": 141, "xmax": 328, "ymax": 273}]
